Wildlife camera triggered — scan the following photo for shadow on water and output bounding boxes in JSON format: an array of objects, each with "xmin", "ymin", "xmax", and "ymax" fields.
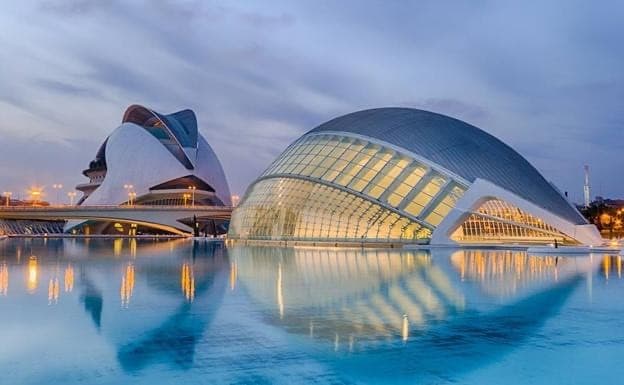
[
  {"xmin": 231, "ymin": 246, "xmax": 591, "ymax": 384},
  {"xmin": 116, "ymin": 241, "xmax": 229, "ymax": 372}
]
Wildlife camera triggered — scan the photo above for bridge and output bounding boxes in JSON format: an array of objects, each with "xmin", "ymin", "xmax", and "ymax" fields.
[{"xmin": 0, "ymin": 205, "xmax": 232, "ymax": 236}]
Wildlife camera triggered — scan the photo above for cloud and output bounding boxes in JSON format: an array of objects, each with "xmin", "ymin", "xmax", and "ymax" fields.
[{"xmin": 0, "ymin": 0, "xmax": 622, "ymax": 201}]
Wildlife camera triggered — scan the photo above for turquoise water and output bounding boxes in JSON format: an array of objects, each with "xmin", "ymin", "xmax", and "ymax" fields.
[{"xmin": 0, "ymin": 238, "xmax": 622, "ymax": 384}]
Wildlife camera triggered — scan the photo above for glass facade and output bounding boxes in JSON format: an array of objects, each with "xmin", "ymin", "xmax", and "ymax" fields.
[
  {"xmin": 450, "ymin": 199, "xmax": 577, "ymax": 244},
  {"xmin": 229, "ymin": 178, "xmax": 431, "ymax": 242},
  {"xmin": 228, "ymin": 107, "xmax": 594, "ymax": 245},
  {"xmin": 231, "ymin": 133, "xmax": 469, "ymax": 243}
]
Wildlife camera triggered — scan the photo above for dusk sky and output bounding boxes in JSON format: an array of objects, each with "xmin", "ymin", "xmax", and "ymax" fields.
[{"xmin": 1, "ymin": 0, "xmax": 623, "ymax": 203}]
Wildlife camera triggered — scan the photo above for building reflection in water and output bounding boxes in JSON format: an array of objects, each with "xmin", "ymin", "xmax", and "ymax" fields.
[
  {"xmin": 451, "ymin": 250, "xmax": 562, "ymax": 297},
  {"xmin": 231, "ymin": 246, "xmax": 600, "ymax": 352},
  {"xmin": 116, "ymin": 241, "xmax": 229, "ymax": 372},
  {"xmin": 231, "ymin": 246, "xmax": 466, "ymax": 344},
  {"xmin": 230, "ymin": 245, "xmax": 601, "ymax": 383}
]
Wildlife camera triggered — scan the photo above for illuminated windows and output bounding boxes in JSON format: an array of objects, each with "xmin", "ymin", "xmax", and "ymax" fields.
[
  {"xmin": 450, "ymin": 199, "xmax": 577, "ymax": 244},
  {"xmin": 229, "ymin": 178, "xmax": 431, "ymax": 242},
  {"xmin": 231, "ymin": 133, "xmax": 471, "ymax": 243}
]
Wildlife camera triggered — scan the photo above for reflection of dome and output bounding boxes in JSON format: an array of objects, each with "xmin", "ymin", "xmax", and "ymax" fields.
[
  {"xmin": 229, "ymin": 108, "xmax": 601, "ymax": 245},
  {"xmin": 69, "ymin": 105, "xmax": 231, "ymax": 234},
  {"xmin": 231, "ymin": 246, "xmax": 465, "ymax": 342},
  {"xmin": 230, "ymin": 245, "xmax": 594, "ymax": 361}
]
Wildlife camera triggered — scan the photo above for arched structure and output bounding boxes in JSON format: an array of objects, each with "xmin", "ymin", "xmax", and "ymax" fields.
[
  {"xmin": 69, "ymin": 105, "xmax": 231, "ymax": 235},
  {"xmin": 229, "ymin": 108, "xmax": 601, "ymax": 245}
]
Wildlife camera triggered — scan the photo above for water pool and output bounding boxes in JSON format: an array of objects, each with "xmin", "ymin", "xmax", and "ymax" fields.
[{"xmin": 0, "ymin": 238, "xmax": 622, "ymax": 384}]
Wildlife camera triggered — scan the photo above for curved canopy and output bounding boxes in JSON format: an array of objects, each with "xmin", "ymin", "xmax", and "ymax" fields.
[
  {"xmin": 309, "ymin": 108, "xmax": 586, "ymax": 225},
  {"xmin": 122, "ymin": 104, "xmax": 197, "ymax": 169}
]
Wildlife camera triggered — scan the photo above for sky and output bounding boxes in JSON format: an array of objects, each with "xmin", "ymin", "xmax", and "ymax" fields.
[{"xmin": 0, "ymin": 0, "xmax": 623, "ymax": 204}]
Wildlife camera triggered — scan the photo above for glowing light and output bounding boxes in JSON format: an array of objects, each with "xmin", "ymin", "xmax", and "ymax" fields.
[
  {"xmin": 181, "ymin": 263, "xmax": 195, "ymax": 302},
  {"xmin": 2, "ymin": 192, "xmax": 12, "ymax": 207},
  {"xmin": 120, "ymin": 264, "xmax": 135, "ymax": 307},
  {"xmin": 28, "ymin": 187, "xmax": 43, "ymax": 206},
  {"xmin": 26, "ymin": 257, "xmax": 38, "ymax": 294}
]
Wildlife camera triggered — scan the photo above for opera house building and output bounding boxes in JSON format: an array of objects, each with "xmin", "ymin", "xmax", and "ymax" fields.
[
  {"xmin": 229, "ymin": 108, "xmax": 601, "ymax": 246},
  {"xmin": 66, "ymin": 104, "xmax": 231, "ymax": 235}
]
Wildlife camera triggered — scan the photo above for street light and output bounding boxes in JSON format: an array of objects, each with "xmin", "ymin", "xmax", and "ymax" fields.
[
  {"xmin": 29, "ymin": 187, "xmax": 43, "ymax": 206},
  {"xmin": 2, "ymin": 192, "xmax": 11, "ymax": 207},
  {"xmin": 52, "ymin": 184, "xmax": 63, "ymax": 206},
  {"xmin": 123, "ymin": 184, "xmax": 135, "ymax": 206},
  {"xmin": 67, "ymin": 191, "xmax": 77, "ymax": 206},
  {"xmin": 188, "ymin": 186, "xmax": 196, "ymax": 208},
  {"xmin": 128, "ymin": 191, "xmax": 137, "ymax": 206}
]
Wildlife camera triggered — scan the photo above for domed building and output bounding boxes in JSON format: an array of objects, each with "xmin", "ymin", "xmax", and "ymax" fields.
[
  {"xmin": 229, "ymin": 108, "xmax": 601, "ymax": 245},
  {"xmin": 68, "ymin": 105, "xmax": 231, "ymax": 235}
]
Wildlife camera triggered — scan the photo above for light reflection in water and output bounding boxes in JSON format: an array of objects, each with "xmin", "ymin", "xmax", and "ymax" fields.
[
  {"xmin": 229, "ymin": 261, "xmax": 237, "ymax": 291},
  {"xmin": 120, "ymin": 263, "xmax": 135, "ymax": 307},
  {"xmin": 451, "ymin": 250, "xmax": 563, "ymax": 297},
  {"xmin": 114, "ymin": 238, "xmax": 123, "ymax": 257},
  {"xmin": 48, "ymin": 277, "xmax": 60, "ymax": 304},
  {"xmin": 0, "ymin": 262, "xmax": 8, "ymax": 296},
  {"xmin": 181, "ymin": 262, "xmax": 195, "ymax": 302},
  {"xmin": 26, "ymin": 256, "xmax": 38, "ymax": 294},
  {"xmin": 277, "ymin": 262, "xmax": 284, "ymax": 319},
  {"xmin": 64, "ymin": 265, "xmax": 74, "ymax": 292},
  {"xmin": 130, "ymin": 238, "xmax": 137, "ymax": 258},
  {"xmin": 601, "ymin": 255, "xmax": 623, "ymax": 280},
  {"xmin": 0, "ymin": 238, "xmax": 618, "ymax": 384}
]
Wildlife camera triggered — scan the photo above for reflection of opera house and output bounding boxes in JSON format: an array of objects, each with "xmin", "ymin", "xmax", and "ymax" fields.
[{"xmin": 229, "ymin": 108, "xmax": 601, "ymax": 246}]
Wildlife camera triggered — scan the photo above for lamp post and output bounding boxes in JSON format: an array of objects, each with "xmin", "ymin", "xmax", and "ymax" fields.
[
  {"xmin": 188, "ymin": 186, "xmax": 196, "ymax": 208},
  {"xmin": 67, "ymin": 191, "xmax": 77, "ymax": 206},
  {"xmin": 124, "ymin": 184, "xmax": 134, "ymax": 206},
  {"xmin": 2, "ymin": 192, "xmax": 11, "ymax": 207},
  {"xmin": 128, "ymin": 192, "xmax": 137, "ymax": 206},
  {"xmin": 52, "ymin": 184, "xmax": 63, "ymax": 206}
]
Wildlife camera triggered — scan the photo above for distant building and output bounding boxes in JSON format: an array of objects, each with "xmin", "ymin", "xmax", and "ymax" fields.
[{"xmin": 229, "ymin": 108, "xmax": 601, "ymax": 246}]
